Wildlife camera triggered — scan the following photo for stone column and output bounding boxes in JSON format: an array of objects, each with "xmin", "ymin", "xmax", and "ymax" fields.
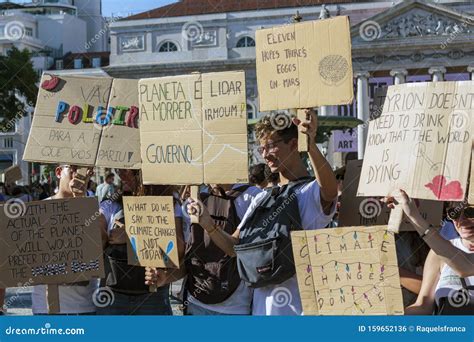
[
  {"xmin": 428, "ymin": 66, "xmax": 446, "ymax": 82},
  {"xmin": 356, "ymin": 71, "xmax": 370, "ymax": 159},
  {"xmin": 467, "ymin": 66, "xmax": 474, "ymax": 81},
  {"xmin": 390, "ymin": 68, "xmax": 408, "ymax": 85}
]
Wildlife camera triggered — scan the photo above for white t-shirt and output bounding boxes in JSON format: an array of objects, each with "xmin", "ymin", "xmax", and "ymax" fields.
[
  {"xmin": 32, "ymin": 197, "xmax": 98, "ymax": 314},
  {"xmin": 32, "ymin": 282, "xmax": 98, "ymax": 314},
  {"xmin": 435, "ymin": 237, "xmax": 474, "ymax": 306},
  {"xmin": 237, "ymin": 180, "xmax": 336, "ymax": 316},
  {"xmin": 185, "ymin": 185, "xmax": 263, "ymax": 314}
]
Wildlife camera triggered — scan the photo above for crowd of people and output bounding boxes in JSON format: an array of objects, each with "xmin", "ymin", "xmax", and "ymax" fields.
[{"xmin": 0, "ymin": 110, "xmax": 472, "ymax": 315}]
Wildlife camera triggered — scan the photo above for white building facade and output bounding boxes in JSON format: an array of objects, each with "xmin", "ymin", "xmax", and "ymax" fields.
[
  {"xmin": 106, "ymin": 0, "xmax": 474, "ymax": 166},
  {"xmin": 0, "ymin": 0, "xmax": 108, "ymax": 184}
]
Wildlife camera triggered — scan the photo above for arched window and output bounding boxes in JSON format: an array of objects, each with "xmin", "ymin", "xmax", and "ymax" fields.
[
  {"xmin": 236, "ymin": 36, "xmax": 255, "ymax": 48},
  {"xmin": 247, "ymin": 103, "xmax": 255, "ymax": 119},
  {"xmin": 158, "ymin": 41, "xmax": 178, "ymax": 52}
]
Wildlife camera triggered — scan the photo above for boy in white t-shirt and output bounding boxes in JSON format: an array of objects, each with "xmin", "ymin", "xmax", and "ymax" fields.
[{"xmin": 187, "ymin": 110, "xmax": 338, "ymax": 315}]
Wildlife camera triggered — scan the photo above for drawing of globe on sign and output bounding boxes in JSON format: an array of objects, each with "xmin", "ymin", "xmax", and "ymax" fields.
[{"xmin": 319, "ymin": 55, "xmax": 350, "ymax": 86}]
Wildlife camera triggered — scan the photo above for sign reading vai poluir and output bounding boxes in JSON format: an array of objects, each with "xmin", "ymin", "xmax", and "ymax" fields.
[
  {"xmin": 139, "ymin": 71, "xmax": 248, "ymax": 185},
  {"xmin": 24, "ymin": 74, "xmax": 141, "ymax": 168},
  {"xmin": 0, "ymin": 198, "xmax": 104, "ymax": 287},
  {"xmin": 358, "ymin": 81, "xmax": 474, "ymax": 201}
]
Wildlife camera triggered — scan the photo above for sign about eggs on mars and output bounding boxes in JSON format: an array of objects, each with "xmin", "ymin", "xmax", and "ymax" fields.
[
  {"xmin": 255, "ymin": 16, "xmax": 354, "ymax": 111},
  {"xmin": 358, "ymin": 81, "xmax": 474, "ymax": 201}
]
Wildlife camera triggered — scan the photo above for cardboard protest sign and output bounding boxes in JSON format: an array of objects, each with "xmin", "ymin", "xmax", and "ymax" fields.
[
  {"xmin": 292, "ymin": 226, "xmax": 404, "ymax": 315},
  {"xmin": 2, "ymin": 165, "xmax": 22, "ymax": 184},
  {"xmin": 358, "ymin": 81, "xmax": 474, "ymax": 201},
  {"xmin": 202, "ymin": 71, "xmax": 248, "ymax": 183},
  {"xmin": 340, "ymin": 160, "xmax": 443, "ymax": 231},
  {"xmin": 96, "ymin": 78, "xmax": 141, "ymax": 169},
  {"xmin": 292, "ymin": 231, "xmax": 319, "ymax": 315},
  {"xmin": 0, "ymin": 197, "xmax": 104, "ymax": 287},
  {"xmin": 123, "ymin": 196, "xmax": 179, "ymax": 268},
  {"xmin": 24, "ymin": 74, "xmax": 141, "ymax": 168},
  {"xmin": 256, "ymin": 16, "xmax": 353, "ymax": 111},
  {"xmin": 24, "ymin": 74, "xmax": 111, "ymax": 166},
  {"xmin": 139, "ymin": 74, "xmax": 203, "ymax": 184},
  {"xmin": 333, "ymin": 130, "xmax": 357, "ymax": 152},
  {"xmin": 139, "ymin": 71, "xmax": 248, "ymax": 185}
]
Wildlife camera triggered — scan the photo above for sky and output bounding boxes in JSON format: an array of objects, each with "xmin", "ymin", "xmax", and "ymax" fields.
[
  {"xmin": 6, "ymin": 0, "xmax": 178, "ymax": 17},
  {"xmin": 101, "ymin": 0, "xmax": 177, "ymax": 17}
]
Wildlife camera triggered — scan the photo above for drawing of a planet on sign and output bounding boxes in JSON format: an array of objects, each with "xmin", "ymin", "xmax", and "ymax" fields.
[{"xmin": 318, "ymin": 55, "xmax": 349, "ymax": 86}]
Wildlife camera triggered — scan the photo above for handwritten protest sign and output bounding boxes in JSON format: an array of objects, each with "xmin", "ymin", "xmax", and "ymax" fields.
[
  {"xmin": 256, "ymin": 16, "xmax": 353, "ymax": 111},
  {"xmin": 202, "ymin": 72, "xmax": 248, "ymax": 183},
  {"xmin": 123, "ymin": 196, "xmax": 179, "ymax": 268},
  {"xmin": 1, "ymin": 165, "xmax": 22, "ymax": 184},
  {"xmin": 292, "ymin": 226, "xmax": 404, "ymax": 315},
  {"xmin": 139, "ymin": 71, "xmax": 248, "ymax": 185},
  {"xmin": 292, "ymin": 231, "xmax": 319, "ymax": 315},
  {"xmin": 333, "ymin": 130, "xmax": 357, "ymax": 153},
  {"xmin": 0, "ymin": 198, "xmax": 104, "ymax": 287},
  {"xmin": 139, "ymin": 74, "xmax": 203, "ymax": 184},
  {"xmin": 96, "ymin": 78, "xmax": 141, "ymax": 169},
  {"xmin": 24, "ymin": 74, "xmax": 141, "ymax": 168},
  {"xmin": 358, "ymin": 81, "xmax": 474, "ymax": 201},
  {"xmin": 340, "ymin": 160, "xmax": 443, "ymax": 230}
]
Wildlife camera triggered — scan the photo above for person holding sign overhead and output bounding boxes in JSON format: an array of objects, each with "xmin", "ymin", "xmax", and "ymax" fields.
[
  {"xmin": 187, "ymin": 110, "xmax": 338, "ymax": 315},
  {"xmin": 32, "ymin": 164, "xmax": 99, "ymax": 315},
  {"xmin": 387, "ymin": 190, "xmax": 474, "ymax": 278}
]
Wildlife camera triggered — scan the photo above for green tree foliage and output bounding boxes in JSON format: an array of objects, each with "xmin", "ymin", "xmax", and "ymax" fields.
[{"xmin": 0, "ymin": 47, "xmax": 38, "ymax": 131}]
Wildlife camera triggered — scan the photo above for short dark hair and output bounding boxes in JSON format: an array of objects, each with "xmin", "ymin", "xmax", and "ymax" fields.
[{"xmin": 249, "ymin": 163, "xmax": 266, "ymax": 186}]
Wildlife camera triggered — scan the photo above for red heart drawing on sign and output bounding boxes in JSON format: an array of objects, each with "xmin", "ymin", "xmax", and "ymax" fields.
[{"xmin": 424, "ymin": 175, "xmax": 463, "ymax": 200}]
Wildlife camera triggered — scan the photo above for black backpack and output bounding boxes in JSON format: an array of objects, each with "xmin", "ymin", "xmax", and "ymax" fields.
[
  {"xmin": 234, "ymin": 178, "xmax": 313, "ymax": 288},
  {"xmin": 185, "ymin": 185, "xmax": 249, "ymax": 304}
]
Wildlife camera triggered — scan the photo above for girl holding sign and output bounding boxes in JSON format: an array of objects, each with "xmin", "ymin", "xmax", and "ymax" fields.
[
  {"xmin": 387, "ymin": 190, "xmax": 474, "ymax": 314},
  {"xmin": 97, "ymin": 169, "xmax": 185, "ymax": 315}
]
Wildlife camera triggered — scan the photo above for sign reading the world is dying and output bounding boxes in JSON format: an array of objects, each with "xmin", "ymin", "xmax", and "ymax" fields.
[
  {"xmin": 256, "ymin": 16, "xmax": 354, "ymax": 111},
  {"xmin": 24, "ymin": 74, "xmax": 141, "ymax": 169},
  {"xmin": 358, "ymin": 81, "xmax": 474, "ymax": 201},
  {"xmin": 139, "ymin": 71, "xmax": 248, "ymax": 185},
  {"xmin": 339, "ymin": 160, "xmax": 443, "ymax": 230},
  {"xmin": 292, "ymin": 226, "xmax": 404, "ymax": 316}
]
